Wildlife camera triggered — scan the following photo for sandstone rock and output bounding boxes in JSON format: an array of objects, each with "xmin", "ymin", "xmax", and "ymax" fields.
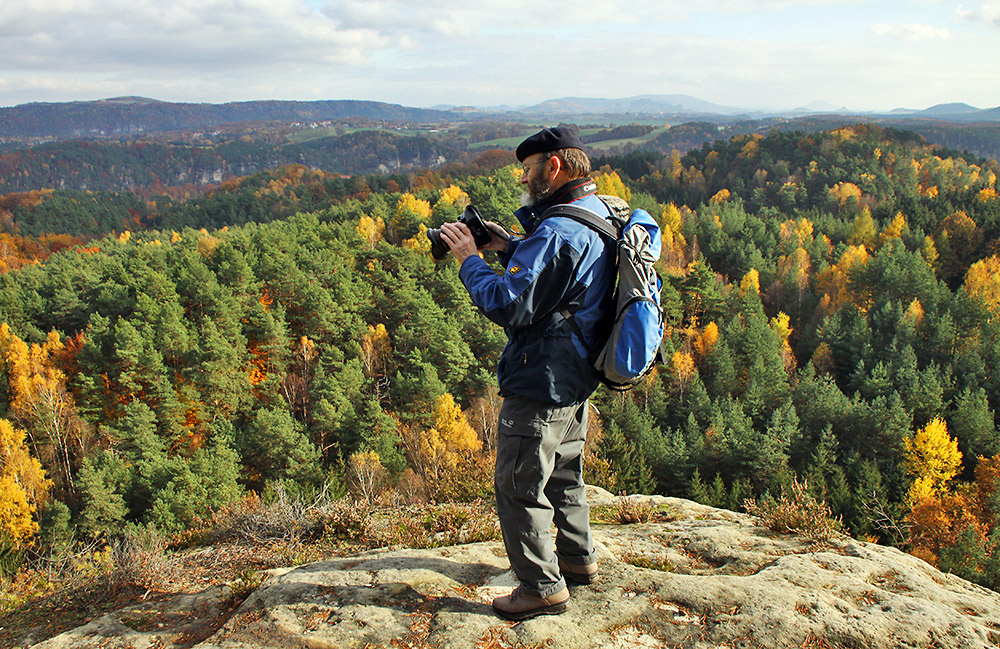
[{"xmin": 25, "ymin": 491, "xmax": 1000, "ymax": 648}]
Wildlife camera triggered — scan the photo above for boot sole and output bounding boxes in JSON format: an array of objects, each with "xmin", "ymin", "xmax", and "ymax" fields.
[
  {"xmin": 492, "ymin": 601, "xmax": 568, "ymax": 621},
  {"xmin": 564, "ymin": 572, "xmax": 598, "ymax": 585}
]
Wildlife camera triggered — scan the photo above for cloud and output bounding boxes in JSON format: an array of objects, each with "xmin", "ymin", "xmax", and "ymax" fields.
[
  {"xmin": 957, "ymin": 2, "xmax": 1000, "ymax": 26},
  {"xmin": 871, "ymin": 23, "xmax": 953, "ymax": 40},
  {"xmin": 0, "ymin": 0, "xmax": 387, "ymax": 72}
]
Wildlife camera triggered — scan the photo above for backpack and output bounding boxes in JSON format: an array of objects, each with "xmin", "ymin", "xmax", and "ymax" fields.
[{"xmin": 542, "ymin": 195, "xmax": 666, "ymax": 390}]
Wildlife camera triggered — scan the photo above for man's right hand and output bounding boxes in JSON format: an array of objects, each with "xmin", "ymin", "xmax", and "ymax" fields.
[{"xmin": 483, "ymin": 221, "xmax": 512, "ymax": 253}]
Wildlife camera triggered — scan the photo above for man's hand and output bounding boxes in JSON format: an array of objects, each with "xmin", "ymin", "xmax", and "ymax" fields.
[
  {"xmin": 440, "ymin": 221, "xmax": 512, "ymax": 263},
  {"xmin": 482, "ymin": 221, "xmax": 512, "ymax": 253},
  {"xmin": 439, "ymin": 222, "xmax": 479, "ymax": 263}
]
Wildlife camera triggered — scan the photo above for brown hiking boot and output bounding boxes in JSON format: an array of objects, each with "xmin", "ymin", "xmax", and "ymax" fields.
[
  {"xmin": 559, "ymin": 559, "xmax": 599, "ymax": 584},
  {"xmin": 491, "ymin": 585, "xmax": 569, "ymax": 621}
]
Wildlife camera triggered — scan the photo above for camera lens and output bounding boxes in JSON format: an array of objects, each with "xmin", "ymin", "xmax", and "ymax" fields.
[{"xmin": 426, "ymin": 228, "xmax": 451, "ymax": 260}]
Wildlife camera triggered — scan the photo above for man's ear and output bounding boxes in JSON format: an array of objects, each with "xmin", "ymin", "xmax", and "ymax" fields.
[{"xmin": 546, "ymin": 154, "xmax": 563, "ymax": 179}]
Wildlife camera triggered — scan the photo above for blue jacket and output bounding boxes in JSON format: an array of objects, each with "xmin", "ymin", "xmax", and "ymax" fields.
[{"xmin": 458, "ymin": 179, "xmax": 617, "ymax": 405}]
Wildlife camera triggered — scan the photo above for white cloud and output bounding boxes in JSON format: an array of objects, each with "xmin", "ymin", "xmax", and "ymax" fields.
[
  {"xmin": 0, "ymin": 0, "xmax": 387, "ymax": 72},
  {"xmin": 871, "ymin": 22, "xmax": 952, "ymax": 40},
  {"xmin": 957, "ymin": 2, "xmax": 1000, "ymax": 26},
  {"xmin": 0, "ymin": 0, "xmax": 996, "ymax": 111}
]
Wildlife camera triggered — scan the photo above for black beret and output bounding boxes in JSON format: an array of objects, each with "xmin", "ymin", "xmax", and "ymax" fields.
[{"xmin": 515, "ymin": 126, "xmax": 585, "ymax": 162}]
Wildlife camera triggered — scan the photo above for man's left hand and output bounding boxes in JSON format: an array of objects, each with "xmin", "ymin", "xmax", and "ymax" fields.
[{"xmin": 439, "ymin": 222, "xmax": 479, "ymax": 263}]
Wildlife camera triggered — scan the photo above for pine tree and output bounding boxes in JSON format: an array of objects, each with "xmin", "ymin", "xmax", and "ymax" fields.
[{"xmin": 950, "ymin": 386, "xmax": 998, "ymax": 465}]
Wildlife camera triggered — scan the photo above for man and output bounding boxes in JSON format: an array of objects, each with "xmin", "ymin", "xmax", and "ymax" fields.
[{"xmin": 438, "ymin": 127, "xmax": 616, "ymax": 620}]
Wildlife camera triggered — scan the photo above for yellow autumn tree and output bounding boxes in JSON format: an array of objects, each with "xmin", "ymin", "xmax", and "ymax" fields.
[
  {"xmin": 829, "ymin": 182, "xmax": 862, "ymax": 208},
  {"xmin": 692, "ymin": 322, "xmax": 719, "ymax": 361},
  {"xmin": 900, "ymin": 298, "xmax": 925, "ymax": 330},
  {"xmin": 879, "ymin": 211, "xmax": 908, "ymax": 246},
  {"xmin": 396, "ymin": 193, "xmax": 432, "ymax": 221},
  {"xmin": 403, "ymin": 394, "xmax": 484, "ymax": 497},
  {"xmin": 920, "ymin": 236, "xmax": 939, "ymax": 269},
  {"xmin": 361, "ymin": 323, "xmax": 392, "ymax": 399},
  {"xmin": 431, "ymin": 185, "xmax": 469, "ymax": 224},
  {"xmin": 739, "ymin": 269, "xmax": 761, "ymax": 297},
  {"xmin": 964, "ymin": 255, "xmax": 1000, "ymax": 318},
  {"xmin": 361, "ymin": 324, "xmax": 391, "ymax": 378},
  {"xmin": 779, "ymin": 218, "xmax": 814, "ymax": 249},
  {"xmin": 904, "ymin": 417, "xmax": 962, "ymax": 506},
  {"xmin": 0, "ymin": 325, "xmax": 84, "ymax": 495},
  {"xmin": 436, "ymin": 184, "xmax": 469, "ymax": 208},
  {"xmin": 810, "ymin": 342, "xmax": 836, "ymax": 375},
  {"xmin": 592, "ymin": 170, "xmax": 631, "ymax": 202},
  {"xmin": 709, "ymin": 188, "xmax": 730, "ymax": 204},
  {"xmin": 0, "ymin": 418, "xmax": 51, "ymax": 547},
  {"xmin": 660, "ymin": 203, "xmax": 687, "ymax": 267},
  {"xmin": 770, "ymin": 312, "xmax": 795, "ymax": 371},
  {"xmin": 390, "ymin": 193, "xmax": 432, "ymax": 243},
  {"xmin": 347, "ymin": 449, "xmax": 387, "ymax": 505},
  {"xmin": 848, "ymin": 208, "xmax": 877, "ymax": 246},
  {"xmin": 402, "ymin": 223, "xmax": 433, "ymax": 254},
  {"xmin": 662, "ymin": 203, "xmax": 683, "ymax": 234},
  {"xmin": 777, "ymin": 247, "xmax": 811, "ymax": 300},
  {"xmin": 356, "ymin": 214, "xmax": 386, "ymax": 250},
  {"xmin": 814, "ymin": 245, "xmax": 870, "ymax": 310},
  {"xmin": 671, "ymin": 351, "xmax": 696, "ymax": 395}
]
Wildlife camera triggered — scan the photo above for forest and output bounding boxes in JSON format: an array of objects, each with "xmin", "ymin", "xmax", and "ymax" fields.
[
  {"xmin": 3, "ymin": 123, "xmax": 1000, "ymax": 596},
  {"xmin": 3, "ymin": 115, "xmax": 1000, "ymax": 196}
]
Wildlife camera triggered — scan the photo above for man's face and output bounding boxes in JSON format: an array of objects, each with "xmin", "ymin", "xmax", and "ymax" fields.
[{"xmin": 520, "ymin": 154, "xmax": 554, "ymax": 206}]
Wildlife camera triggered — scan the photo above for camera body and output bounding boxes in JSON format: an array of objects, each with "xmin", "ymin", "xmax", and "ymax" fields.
[{"xmin": 427, "ymin": 205, "xmax": 494, "ymax": 260}]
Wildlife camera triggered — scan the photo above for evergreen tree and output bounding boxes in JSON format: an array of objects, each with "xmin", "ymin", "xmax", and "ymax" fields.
[{"xmin": 950, "ymin": 386, "xmax": 998, "ymax": 466}]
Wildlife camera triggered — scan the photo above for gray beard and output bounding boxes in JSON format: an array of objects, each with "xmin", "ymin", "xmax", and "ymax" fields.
[{"xmin": 520, "ymin": 180, "xmax": 554, "ymax": 207}]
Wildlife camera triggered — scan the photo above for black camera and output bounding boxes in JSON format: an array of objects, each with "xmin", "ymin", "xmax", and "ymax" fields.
[{"xmin": 426, "ymin": 205, "xmax": 494, "ymax": 260}]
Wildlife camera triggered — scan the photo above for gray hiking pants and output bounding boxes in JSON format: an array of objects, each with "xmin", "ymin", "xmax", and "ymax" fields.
[{"xmin": 494, "ymin": 395, "xmax": 597, "ymax": 598}]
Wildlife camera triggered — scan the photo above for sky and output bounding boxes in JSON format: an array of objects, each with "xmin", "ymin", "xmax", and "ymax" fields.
[{"xmin": 0, "ymin": 0, "xmax": 998, "ymax": 112}]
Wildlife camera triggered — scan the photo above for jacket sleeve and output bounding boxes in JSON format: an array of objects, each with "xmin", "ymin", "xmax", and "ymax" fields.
[{"xmin": 458, "ymin": 225, "xmax": 581, "ymax": 329}]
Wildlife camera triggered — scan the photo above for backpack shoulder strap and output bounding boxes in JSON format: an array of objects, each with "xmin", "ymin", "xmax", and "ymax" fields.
[
  {"xmin": 540, "ymin": 202, "xmax": 622, "ymax": 356},
  {"xmin": 539, "ymin": 204, "xmax": 620, "ymax": 241}
]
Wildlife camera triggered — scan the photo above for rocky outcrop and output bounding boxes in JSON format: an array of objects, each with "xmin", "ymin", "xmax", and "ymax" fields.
[{"xmin": 23, "ymin": 489, "xmax": 1000, "ymax": 649}]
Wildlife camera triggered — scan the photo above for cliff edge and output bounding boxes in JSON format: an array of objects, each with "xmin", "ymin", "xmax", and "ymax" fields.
[{"xmin": 21, "ymin": 489, "xmax": 1000, "ymax": 649}]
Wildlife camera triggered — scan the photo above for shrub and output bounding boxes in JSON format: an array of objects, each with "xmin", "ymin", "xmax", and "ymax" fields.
[
  {"xmin": 744, "ymin": 478, "xmax": 842, "ymax": 541},
  {"xmin": 623, "ymin": 553, "xmax": 674, "ymax": 572},
  {"xmin": 228, "ymin": 483, "xmax": 334, "ymax": 544},
  {"xmin": 616, "ymin": 497, "xmax": 657, "ymax": 524},
  {"xmin": 111, "ymin": 524, "xmax": 179, "ymax": 590},
  {"xmin": 374, "ymin": 500, "xmax": 500, "ymax": 549}
]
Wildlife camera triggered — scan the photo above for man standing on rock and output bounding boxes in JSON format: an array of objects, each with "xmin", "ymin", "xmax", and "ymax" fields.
[{"xmin": 438, "ymin": 127, "xmax": 615, "ymax": 620}]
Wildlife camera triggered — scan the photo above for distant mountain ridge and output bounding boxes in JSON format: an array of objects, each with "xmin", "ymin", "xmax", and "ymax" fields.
[
  {"xmin": 0, "ymin": 97, "xmax": 452, "ymax": 139},
  {"xmin": 3, "ymin": 95, "xmax": 1000, "ymax": 142},
  {"xmin": 520, "ymin": 94, "xmax": 748, "ymax": 116}
]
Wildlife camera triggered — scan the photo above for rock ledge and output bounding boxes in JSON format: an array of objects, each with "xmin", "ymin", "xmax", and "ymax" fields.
[{"xmin": 26, "ymin": 490, "xmax": 1000, "ymax": 649}]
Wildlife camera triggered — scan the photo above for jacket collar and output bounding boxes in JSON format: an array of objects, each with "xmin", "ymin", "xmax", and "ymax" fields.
[{"xmin": 515, "ymin": 177, "xmax": 599, "ymax": 234}]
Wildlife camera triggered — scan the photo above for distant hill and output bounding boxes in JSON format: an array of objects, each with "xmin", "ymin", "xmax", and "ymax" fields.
[
  {"xmin": 521, "ymin": 94, "xmax": 747, "ymax": 117},
  {"xmin": 920, "ymin": 102, "xmax": 982, "ymax": 116},
  {"xmin": 906, "ymin": 103, "xmax": 1000, "ymax": 122},
  {"xmin": 0, "ymin": 97, "xmax": 453, "ymax": 139},
  {"xmin": 4, "ymin": 95, "xmax": 1000, "ymax": 145}
]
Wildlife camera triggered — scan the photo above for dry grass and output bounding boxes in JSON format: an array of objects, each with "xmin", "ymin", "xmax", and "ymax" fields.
[
  {"xmin": 0, "ymin": 487, "xmax": 503, "ymax": 647},
  {"xmin": 0, "ymin": 524, "xmax": 187, "ymax": 647},
  {"xmin": 744, "ymin": 479, "xmax": 842, "ymax": 541},
  {"xmin": 623, "ymin": 553, "xmax": 675, "ymax": 572},
  {"xmin": 616, "ymin": 497, "xmax": 658, "ymax": 524},
  {"xmin": 591, "ymin": 497, "xmax": 674, "ymax": 525}
]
